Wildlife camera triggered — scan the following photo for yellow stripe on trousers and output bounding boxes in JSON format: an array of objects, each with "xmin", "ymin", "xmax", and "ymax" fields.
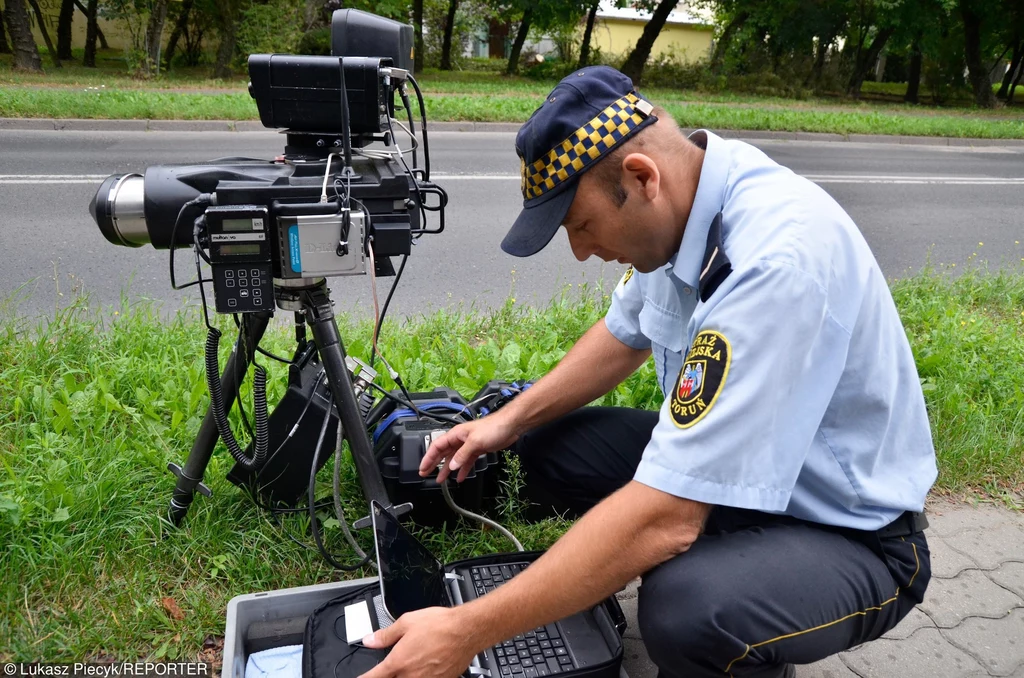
[{"xmin": 723, "ymin": 539, "xmax": 920, "ymax": 676}]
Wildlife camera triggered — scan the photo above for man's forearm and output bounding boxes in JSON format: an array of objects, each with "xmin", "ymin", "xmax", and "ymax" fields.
[
  {"xmin": 458, "ymin": 482, "xmax": 710, "ymax": 653},
  {"xmin": 502, "ymin": 318, "xmax": 650, "ymax": 435}
]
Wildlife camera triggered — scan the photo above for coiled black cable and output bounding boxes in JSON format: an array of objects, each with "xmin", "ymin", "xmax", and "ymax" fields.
[{"xmin": 204, "ymin": 326, "xmax": 269, "ymax": 470}]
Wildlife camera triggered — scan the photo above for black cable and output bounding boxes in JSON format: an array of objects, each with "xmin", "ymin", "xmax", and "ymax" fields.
[
  {"xmin": 171, "ymin": 194, "xmax": 211, "ymax": 290},
  {"xmin": 407, "ymin": 75, "xmax": 430, "ymax": 181},
  {"xmin": 234, "ymin": 315, "xmax": 256, "ymax": 440},
  {"xmin": 367, "ymin": 381, "xmax": 471, "ymax": 427},
  {"xmin": 248, "ymin": 490, "xmax": 335, "ymax": 515},
  {"xmin": 256, "ymin": 346, "xmax": 294, "ymax": 365},
  {"xmin": 272, "ymin": 512, "xmax": 322, "ymax": 553},
  {"xmin": 254, "ymin": 370, "xmax": 326, "ymax": 485},
  {"xmin": 399, "ymin": 86, "xmax": 417, "ymax": 171},
  {"xmin": 308, "ymin": 390, "xmax": 371, "ymax": 571},
  {"xmin": 369, "ymin": 255, "xmax": 408, "ymax": 371}
]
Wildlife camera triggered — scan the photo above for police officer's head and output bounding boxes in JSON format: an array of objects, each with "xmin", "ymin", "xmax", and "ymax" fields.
[{"xmin": 502, "ymin": 66, "xmax": 701, "ymax": 273}]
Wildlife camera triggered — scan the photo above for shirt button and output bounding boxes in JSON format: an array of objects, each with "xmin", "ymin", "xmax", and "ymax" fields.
[{"xmin": 683, "ymin": 287, "xmax": 692, "ymax": 295}]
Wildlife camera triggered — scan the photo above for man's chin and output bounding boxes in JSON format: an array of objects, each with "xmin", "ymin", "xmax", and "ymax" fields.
[{"xmin": 632, "ymin": 260, "xmax": 659, "ymax": 274}]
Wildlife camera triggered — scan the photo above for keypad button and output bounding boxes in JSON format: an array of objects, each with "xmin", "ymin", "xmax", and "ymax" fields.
[
  {"xmin": 253, "ymin": 288, "xmax": 261, "ymax": 297},
  {"xmin": 225, "ymin": 279, "xmax": 235, "ymax": 288},
  {"xmin": 227, "ymin": 299, "xmax": 237, "ymax": 308},
  {"xmin": 225, "ymin": 270, "xmax": 233, "ymax": 278},
  {"xmin": 542, "ymin": 649, "xmax": 554, "ymax": 658},
  {"xmin": 554, "ymin": 648, "xmax": 568, "ymax": 657},
  {"xmin": 238, "ymin": 278, "xmax": 247, "ymax": 287},
  {"xmin": 239, "ymin": 289, "xmax": 249, "ymax": 297},
  {"xmin": 251, "ymin": 269, "xmax": 260, "ymax": 278}
]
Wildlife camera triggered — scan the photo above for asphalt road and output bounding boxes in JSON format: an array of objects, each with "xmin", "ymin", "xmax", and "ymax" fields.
[{"xmin": 1, "ymin": 129, "xmax": 1022, "ymax": 321}]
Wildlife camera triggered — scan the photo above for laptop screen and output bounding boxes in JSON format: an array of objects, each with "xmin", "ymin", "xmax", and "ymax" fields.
[{"xmin": 371, "ymin": 501, "xmax": 447, "ymax": 619}]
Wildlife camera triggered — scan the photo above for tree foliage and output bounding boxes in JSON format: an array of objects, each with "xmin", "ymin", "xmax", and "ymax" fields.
[{"xmin": 691, "ymin": 0, "xmax": 1019, "ymax": 106}]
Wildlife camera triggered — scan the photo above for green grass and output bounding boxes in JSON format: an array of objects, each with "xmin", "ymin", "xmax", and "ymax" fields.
[
  {"xmin": 0, "ymin": 87, "xmax": 258, "ymax": 121},
  {"xmin": 2, "ymin": 53, "xmax": 1022, "ymax": 138},
  {"xmin": 0, "ymin": 264, "xmax": 1022, "ymax": 661}
]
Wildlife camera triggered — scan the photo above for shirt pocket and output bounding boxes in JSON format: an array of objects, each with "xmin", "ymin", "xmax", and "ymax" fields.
[{"xmin": 639, "ymin": 302, "xmax": 685, "ymax": 397}]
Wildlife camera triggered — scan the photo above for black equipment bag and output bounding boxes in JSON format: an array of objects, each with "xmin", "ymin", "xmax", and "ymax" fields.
[{"xmin": 303, "ymin": 551, "xmax": 627, "ymax": 678}]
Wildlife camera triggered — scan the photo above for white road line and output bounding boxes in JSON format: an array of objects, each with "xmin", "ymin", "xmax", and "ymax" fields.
[{"xmin": 2, "ymin": 174, "xmax": 1023, "ymax": 186}]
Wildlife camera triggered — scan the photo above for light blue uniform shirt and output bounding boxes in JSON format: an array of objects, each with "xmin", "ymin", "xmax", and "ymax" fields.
[{"xmin": 605, "ymin": 130, "xmax": 937, "ymax": 531}]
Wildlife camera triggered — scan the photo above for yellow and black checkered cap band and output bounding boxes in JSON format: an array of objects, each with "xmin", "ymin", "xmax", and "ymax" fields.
[{"xmin": 521, "ymin": 92, "xmax": 654, "ymax": 202}]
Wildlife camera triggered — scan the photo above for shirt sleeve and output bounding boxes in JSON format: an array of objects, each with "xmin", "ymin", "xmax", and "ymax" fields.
[
  {"xmin": 604, "ymin": 268, "xmax": 651, "ymax": 350},
  {"xmin": 633, "ymin": 260, "xmax": 852, "ymax": 511}
]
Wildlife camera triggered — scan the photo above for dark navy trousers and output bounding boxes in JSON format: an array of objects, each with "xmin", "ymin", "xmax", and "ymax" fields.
[{"xmin": 512, "ymin": 407, "xmax": 930, "ymax": 677}]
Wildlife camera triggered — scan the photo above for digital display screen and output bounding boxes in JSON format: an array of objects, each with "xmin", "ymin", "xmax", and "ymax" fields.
[
  {"xmin": 222, "ymin": 218, "xmax": 254, "ymax": 232},
  {"xmin": 219, "ymin": 243, "xmax": 261, "ymax": 256},
  {"xmin": 372, "ymin": 502, "xmax": 446, "ymax": 618}
]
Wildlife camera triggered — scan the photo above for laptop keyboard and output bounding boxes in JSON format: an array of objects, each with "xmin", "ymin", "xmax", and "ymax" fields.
[{"xmin": 469, "ymin": 564, "xmax": 577, "ymax": 676}]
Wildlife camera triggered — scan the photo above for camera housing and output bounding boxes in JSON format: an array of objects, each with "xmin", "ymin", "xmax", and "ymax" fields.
[{"xmin": 89, "ymin": 9, "xmax": 468, "ymax": 531}]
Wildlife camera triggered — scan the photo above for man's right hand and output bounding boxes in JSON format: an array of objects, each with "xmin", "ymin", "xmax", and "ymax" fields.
[{"xmin": 420, "ymin": 413, "xmax": 521, "ymax": 484}]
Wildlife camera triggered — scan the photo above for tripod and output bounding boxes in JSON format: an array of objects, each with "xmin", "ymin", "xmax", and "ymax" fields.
[{"xmin": 167, "ymin": 276, "xmax": 404, "ymax": 529}]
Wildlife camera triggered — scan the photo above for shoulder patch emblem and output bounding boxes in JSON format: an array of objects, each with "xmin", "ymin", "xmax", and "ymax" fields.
[
  {"xmin": 620, "ymin": 266, "xmax": 634, "ymax": 286},
  {"xmin": 669, "ymin": 330, "xmax": 731, "ymax": 429}
]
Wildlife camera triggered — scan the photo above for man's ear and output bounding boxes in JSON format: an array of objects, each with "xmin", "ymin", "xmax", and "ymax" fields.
[{"xmin": 621, "ymin": 153, "xmax": 660, "ymax": 202}]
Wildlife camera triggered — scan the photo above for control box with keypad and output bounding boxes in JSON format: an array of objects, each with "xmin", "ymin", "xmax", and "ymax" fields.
[{"xmin": 206, "ymin": 205, "xmax": 275, "ymax": 314}]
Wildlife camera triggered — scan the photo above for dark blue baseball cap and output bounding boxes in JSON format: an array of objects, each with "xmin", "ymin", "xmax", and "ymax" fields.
[{"xmin": 501, "ymin": 66, "xmax": 657, "ymax": 257}]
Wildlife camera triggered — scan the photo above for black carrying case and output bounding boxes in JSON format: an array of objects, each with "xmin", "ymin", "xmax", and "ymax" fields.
[{"xmin": 303, "ymin": 551, "xmax": 626, "ymax": 678}]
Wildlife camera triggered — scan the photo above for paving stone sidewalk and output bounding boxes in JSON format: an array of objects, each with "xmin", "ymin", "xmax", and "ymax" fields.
[{"xmin": 615, "ymin": 499, "xmax": 1024, "ymax": 678}]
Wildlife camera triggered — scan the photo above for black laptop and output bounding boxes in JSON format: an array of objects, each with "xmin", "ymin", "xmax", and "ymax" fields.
[{"xmin": 369, "ymin": 500, "xmax": 619, "ymax": 678}]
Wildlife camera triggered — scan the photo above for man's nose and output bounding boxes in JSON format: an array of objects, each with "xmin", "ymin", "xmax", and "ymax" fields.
[{"xmin": 567, "ymin": 233, "xmax": 593, "ymax": 262}]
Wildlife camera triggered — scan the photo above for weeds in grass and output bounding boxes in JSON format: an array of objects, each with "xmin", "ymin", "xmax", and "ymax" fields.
[{"xmin": 0, "ymin": 265, "xmax": 1021, "ymax": 659}]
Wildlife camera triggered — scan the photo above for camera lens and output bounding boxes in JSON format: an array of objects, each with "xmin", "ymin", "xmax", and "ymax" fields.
[{"xmin": 90, "ymin": 173, "xmax": 149, "ymax": 247}]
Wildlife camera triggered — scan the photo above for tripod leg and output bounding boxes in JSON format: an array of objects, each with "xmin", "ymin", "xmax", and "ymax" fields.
[
  {"xmin": 168, "ymin": 311, "xmax": 274, "ymax": 526},
  {"xmin": 300, "ymin": 284, "xmax": 390, "ymax": 509}
]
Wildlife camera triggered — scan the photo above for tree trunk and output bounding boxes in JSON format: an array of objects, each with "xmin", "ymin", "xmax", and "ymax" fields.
[
  {"xmin": 57, "ymin": 0, "xmax": 74, "ymax": 59},
  {"xmin": 4, "ymin": 0, "xmax": 42, "ymax": 71},
  {"xmin": 144, "ymin": 0, "xmax": 169, "ymax": 75},
  {"xmin": 74, "ymin": 0, "xmax": 107, "ymax": 49},
  {"xmin": 413, "ymin": 0, "xmax": 424, "ymax": 73},
  {"xmin": 709, "ymin": 10, "xmax": 748, "ymax": 75},
  {"xmin": 806, "ymin": 37, "xmax": 826, "ymax": 87},
  {"xmin": 505, "ymin": 7, "xmax": 532, "ymax": 75},
  {"xmin": 26, "ymin": 0, "xmax": 61, "ymax": 68},
  {"xmin": 83, "ymin": 0, "xmax": 98, "ymax": 66},
  {"xmin": 620, "ymin": 0, "xmax": 679, "ymax": 84},
  {"xmin": 0, "ymin": 9, "xmax": 10, "ymax": 55},
  {"xmin": 904, "ymin": 35, "xmax": 923, "ymax": 103},
  {"xmin": 578, "ymin": 1, "xmax": 599, "ymax": 69},
  {"xmin": 440, "ymin": 0, "xmax": 458, "ymax": 70},
  {"xmin": 1008, "ymin": 55, "xmax": 1023, "ymax": 104},
  {"xmin": 960, "ymin": 0, "xmax": 996, "ymax": 107},
  {"xmin": 846, "ymin": 27, "xmax": 894, "ymax": 97},
  {"xmin": 163, "ymin": 0, "xmax": 194, "ymax": 71},
  {"xmin": 214, "ymin": 19, "xmax": 239, "ymax": 79},
  {"xmin": 997, "ymin": 41, "xmax": 1021, "ymax": 100}
]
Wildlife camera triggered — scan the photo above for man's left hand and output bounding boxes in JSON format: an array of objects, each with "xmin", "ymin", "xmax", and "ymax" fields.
[{"xmin": 358, "ymin": 606, "xmax": 478, "ymax": 678}]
